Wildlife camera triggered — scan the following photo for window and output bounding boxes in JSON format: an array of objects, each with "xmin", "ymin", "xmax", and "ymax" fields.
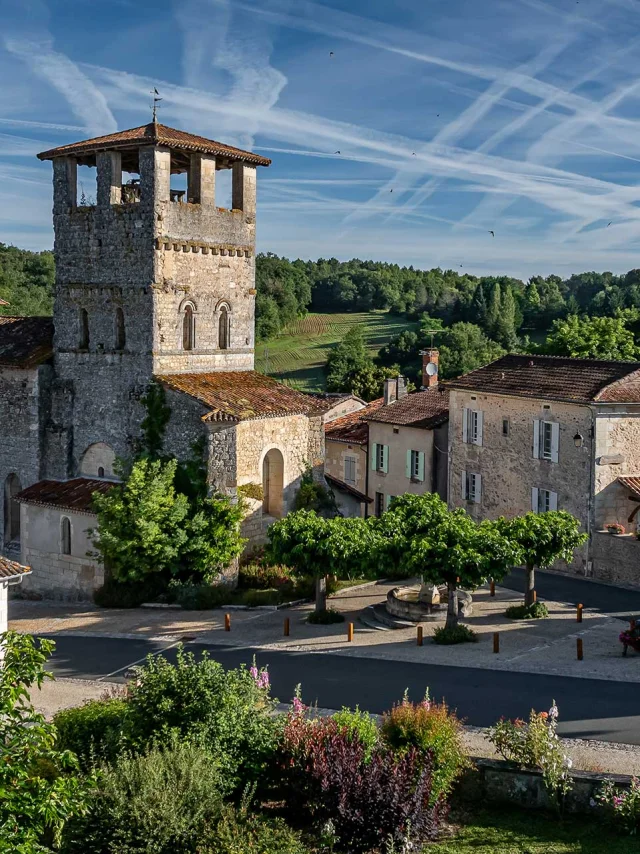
[
  {"xmin": 97, "ymin": 466, "xmax": 105, "ymax": 478},
  {"xmin": 61, "ymin": 517, "xmax": 71, "ymax": 555},
  {"xmin": 463, "ymin": 408, "xmax": 483, "ymax": 445},
  {"xmin": 344, "ymin": 455, "xmax": 356, "ymax": 485},
  {"xmin": 115, "ymin": 307, "xmax": 125, "ymax": 350},
  {"xmin": 502, "ymin": 418, "xmax": 509, "ymax": 437},
  {"xmin": 461, "ymin": 470, "xmax": 481, "ymax": 503},
  {"xmin": 532, "ymin": 487, "xmax": 558, "ymax": 513},
  {"xmin": 533, "ymin": 420, "xmax": 559, "ymax": 462},
  {"xmin": 371, "ymin": 443, "xmax": 389, "ymax": 473},
  {"xmin": 406, "ymin": 449, "xmax": 425, "ymax": 482},
  {"xmin": 182, "ymin": 304, "xmax": 195, "ymax": 350},
  {"xmin": 219, "ymin": 304, "xmax": 230, "ymax": 350},
  {"xmin": 79, "ymin": 308, "xmax": 89, "ymax": 350},
  {"xmin": 375, "ymin": 492, "xmax": 385, "ymax": 517}
]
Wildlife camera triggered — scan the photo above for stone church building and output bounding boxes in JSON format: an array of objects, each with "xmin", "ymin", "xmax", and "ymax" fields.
[{"xmin": 0, "ymin": 122, "xmax": 325, "ymax": 597}]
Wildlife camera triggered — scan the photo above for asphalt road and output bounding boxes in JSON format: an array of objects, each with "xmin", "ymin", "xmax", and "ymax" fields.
[{"xmin": 46, "ymin": 634, "xmax": 640, "ymax": 744}]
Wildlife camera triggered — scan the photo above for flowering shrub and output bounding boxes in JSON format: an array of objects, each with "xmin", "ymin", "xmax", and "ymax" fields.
[
  {"xmin": 432, "ymin": 625, "xmax": 478, "ymax": 644},
  {"xmin": 488, "ymin": 701, "xmax": 573, "ymax": 804},
  {"xmin": 239, "ymin": 562, "xmax": 293, "ymax": 590},
  {"xmin": 595, "ymin": 777, "xmax": 640, "ymax": 835},
  {"xmin": 332, "ymin": 706, "xmax": 379, "ymax": 761},
  {"xmin": 606, "ymin": 523, "xmax": 625, "ymax": 534},
  {"xmin": 505, "ymin": 601, "xmax": 549, "ymax": 620},
  {"xmin": 380, "ymin": 692, "xmax": 469, "ymax": 802},
  {"xmin": 278, "ymin": 714, "xmax": 442, "ymax": 853},
  {"xmin": 619, "ymin": 625, "xmax": 640, "ymax": 653}
]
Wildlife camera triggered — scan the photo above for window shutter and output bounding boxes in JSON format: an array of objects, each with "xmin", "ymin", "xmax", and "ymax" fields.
[
  {"xmin": 382, "ymin": 445, "xmax": 389, "ymax": 474},
  {"xmin": 385, "ymin": 494, "xmax": 392, "ymax": 511},
  {"xmin": 474, "ymin": 473, "xmax": 482, "ymax": 503},
  {"xmin": 417, "ymin": 452, "xmax": 425, "ymax": 482},
  {"xmin": 549, "ymin": 491, "xmax": 558, "ymax": 511},
  {"xmin": 476, "ymin": 411, "xmax": 483, "ymax": 446},
  {"xmin": 406, "ymin": 450, "xmax": 412, "ymax": 479},
  {"xmin": 462, "ymin": 408, "xmax": 469, "ymax": 443},
  {"xmin": 371, "ymin": 443, "xmax": 378, "ymax": 471},
  {"xmin": 551, "ymin": 422, "xmax": 559, "ymax": 463},
  {"xmin": 532, "ymin": 420, "xmax": 540, "ymax": 459},
  {"xmin": 531, "ymin": 487, "xmax": 539, "ymax": 512},
  {"xmin": 461, "ymin": 470, "xmax": 467, "ymax": 500}
]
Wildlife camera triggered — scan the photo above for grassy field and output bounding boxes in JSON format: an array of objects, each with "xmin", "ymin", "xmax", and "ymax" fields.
[{"xmin": 255, "ymin": 311, "xmax": 416, "ymax": 392}]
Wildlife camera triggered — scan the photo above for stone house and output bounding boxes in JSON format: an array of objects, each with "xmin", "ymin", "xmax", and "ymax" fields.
[
  {"xmin": 1, "ymin": 120, "xmax": 325, "ymax": 597},
  {"xmin": 364, "ymin": 351, "xmax": 449, "ymax": 516},
  {"xmin": 447, "ymin": 353, "xmax": 640, "ymax": 584}
]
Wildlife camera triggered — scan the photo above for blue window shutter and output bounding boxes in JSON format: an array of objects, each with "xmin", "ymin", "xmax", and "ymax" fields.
[
  {"xmin": 406, "ymin": 450, "xmax": 412, "ymax": 478},
  {"xmin": 382, "ymin": 445, "xmax": 389, "ymax": 474},
  {"xmin": 418, "ymin": 452, "xmax": 425, "ymax": 482},
  {"xmin": 371, "ymin": 443, "xmax": 378, "ymax": 471}
]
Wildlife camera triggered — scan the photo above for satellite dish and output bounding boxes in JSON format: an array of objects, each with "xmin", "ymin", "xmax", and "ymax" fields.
[{"xmin": 426, "ymin": 362, "xmax": 438, "ymax": 376}]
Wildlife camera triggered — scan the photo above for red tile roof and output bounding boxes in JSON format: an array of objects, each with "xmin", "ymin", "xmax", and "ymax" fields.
[
  {"xmin": 325, "ymin": 473, "xmax": 372, "ymax": 503},
  {"xmin": 0, "ymin": 556, "xmax": 31, "ymax": 580},
  {"xmin": 447, "ymin": 354, "xmax": 640, "ymax": 404},
  {"xmin": 157, "ymin": 371, "xmax": 326, "ymax": 422},
  {"xmin": 618, "ymin": 476, "xmax": 640, "ymax": 501},
  {"xmin": 0, "ymin": 316, "xmax": 53, "ymax": 368},
  {"xmin": 16, "ymin": 478, "xmax": 116, "ymax": 514},
  {"xmin": 364, "ymin": 387, "xmax": 449, "ymax": 429},
  {"xmin": 37, "ymin": 122, "xmax": 271, "ymax": 167},
  {"xmin": 324, "ymin": 398, "xmax": 385, "ymax": 444}
]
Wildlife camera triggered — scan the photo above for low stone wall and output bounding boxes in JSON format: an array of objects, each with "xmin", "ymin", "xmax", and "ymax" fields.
[
  {"xmin": 591, "ymin": 531, "xmax": 640, "ymax": 586},
  {"xmin": 458, "ymin": 757, "xmax": 632, "ymax": 814}
]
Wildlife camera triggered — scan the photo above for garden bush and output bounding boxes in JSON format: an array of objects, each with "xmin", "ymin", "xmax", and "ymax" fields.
[
  {"xmin": 307, "ymin": 608, "xmax": 344, "ymax": 625},
  {"xmin": 201, "ymin": 803, "xmax": 309, "ymax": 854},
  {"xmin": 505, "ymin": 601, "xmax": 549, "ymax": 620},
  {"xmin": 61, "ymin": 738, "xmax": 223, "ymax": 854},
  {"xmin": 596, "ymin": 776, "xmax": 640, "ymax": 835},
  {"xmin": 167, "ymin": 580, "xmax": 229, "ymax": 610},
  {"xmin": 380, "ymin": 696, "xmax": 469, "ymax": 802},
  {"xmin": 239, "ymin": 563, "xmax": 293, "ymax": 590},
  {"xmin": 332, "ymin": 706, "xmax": 379, "ymax": 761},
  {"xmin": 278, "ymin": 715, "xmax": 442, "ymax": 853},
  {"xmin": 242, "ymin": 588, "xmax": 282, "ymax": 607},
  {"xmin": 94, "ymin": 575, "xmax": 167, "ymax": 608},
  {"xmin": 54, "ymin": 697, "xmax": 128, "ymax": 769},
  {"xmin": 124, "ymin": 647, "xmax": 278, "ymax": 791},
  {"xmin": 432, "ymin": 624, "xmax": 478, "ymax": 644}
]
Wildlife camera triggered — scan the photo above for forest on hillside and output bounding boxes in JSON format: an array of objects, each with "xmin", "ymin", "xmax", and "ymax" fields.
[{"xmin": 4, "ymin": 242, "xmax": 640, "ymax": 394}]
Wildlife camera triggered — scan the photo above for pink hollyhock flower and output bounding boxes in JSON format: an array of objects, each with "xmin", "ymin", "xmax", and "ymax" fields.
[{"xmin": 292, "ymin": 695, "xmax": 306, "ymax": 716}]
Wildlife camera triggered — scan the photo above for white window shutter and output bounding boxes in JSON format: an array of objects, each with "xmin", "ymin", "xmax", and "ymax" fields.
[
  {"xmin": 549, "ymin": 491, "xmax": 558, "ymax": 511},
  {"xmin": 551, "ymin": 422, "xmax": 559, "ymax": 463},
  {"xmin": 406, "ymin": 450, "xmax": 412, "ymax": 479},
  {"xmin": 531, "ymin": 487, "xmax": 538, "ymax": 512},
  {"xmin": 382, "ymin": 445, "xmax": 389, "ymax": 474},
  {"xmin": 417, "ymin": 452, "xmax": 425, "ymax": 482},
  {"xmin": 371, "ymin": 443, "xmax": 378, "ymax": 471},
  {"xmin": 474, "ymin": 473, "xmax": 482, "ymax": 503},
  {"xmin": 461, "ymin": 470, "xmax": 467, "ymax": 500},
  {"xmin": 462, "ymin": 408, "xmax": 469, "ymax": 443},
  {"xmin": 476, "ymin": 411, "xmax": 483, "ymax": 446},
  {"xmin": 532, "ymin": 420, "xmax": 540, "ymax": 459}
]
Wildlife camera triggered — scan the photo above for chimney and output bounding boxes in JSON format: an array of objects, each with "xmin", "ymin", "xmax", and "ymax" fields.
[
  {"xmin": 397, "ymin": 376, "xmax": 407, "ymax": 399},
  {"xmin": 383, "ymin": 377, "xmax": 397, "ymax": 405},
  {"xmin": 420, "ymin": 349, "xmax": 439, "ymax": 389}
]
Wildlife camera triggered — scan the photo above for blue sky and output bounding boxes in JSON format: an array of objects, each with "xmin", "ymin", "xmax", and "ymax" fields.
[{"xmin": 2, "ymin": 0, "xmax": 640, "ymax": 278}]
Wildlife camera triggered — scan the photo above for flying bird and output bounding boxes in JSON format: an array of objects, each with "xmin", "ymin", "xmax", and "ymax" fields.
[
  {"xmin": 390, "ymin": 189, "xmax": 393, "ymax": 193},
  {"xmin": 412, "ymin": 152, "xmax": 416, "ymax": 156},
  {"xmin": 489, "ymin": 230, "xmax": 495, "ymax": 237},
  {"xmin": 607, "ymin": 221, "xmax": 612, "ymax": 227},
  {"xmin": 329, "ymin": 51, "xmax": 334, "ymax": 56},
  {"xmin": 334, "ymin": 150, "xmax": 341, "ymax": 154}
]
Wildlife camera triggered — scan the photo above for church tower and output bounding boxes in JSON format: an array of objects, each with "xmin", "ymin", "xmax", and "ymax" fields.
[{"xmin": 37, "ymin": 123, "xmax": 271, "ymax": 476}]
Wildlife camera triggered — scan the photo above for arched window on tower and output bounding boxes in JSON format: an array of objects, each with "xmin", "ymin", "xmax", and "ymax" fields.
[
  {"xmin": 61, "ymin": 516, "xmax": 71, "ymax": 555},
  {"xmin": 219, "ymin": 304, "xmax": 230, "ymax": 350},
  {"xmin": 182, "ymin": 303, "xmax": 195, "ymax": 351},
  {"xmin": 79, "ymin": 308, "xmax": 89, "ymax": 350},
  {"xmin": 115, "ymin": 307, "xmax": 125, "ymax": 350}
]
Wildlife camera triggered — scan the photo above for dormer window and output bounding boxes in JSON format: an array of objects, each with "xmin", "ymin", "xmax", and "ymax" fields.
[
  {"xmin": 182, "ymin": 303, "xmax": 195, "ymax": 351},
  {"xmin": 79, "ymin": 308, "xmax": 89, "ymax": 350},
  {"xmin": 219, "ymin": 304, "xmax": 230, "ymax": 350}
]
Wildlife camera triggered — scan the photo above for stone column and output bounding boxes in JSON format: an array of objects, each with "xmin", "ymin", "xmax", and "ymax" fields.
[
  {"xmin": 96, "ymin": 151, "xmax": 122, "ymax": 206},
  {"xmin": 232, "ymin": 162, "xmax": 256, "ymax": 218},
  {"xmin": 188, "ymin": 153, "xmax": 216, "ymax": 205},
  {"xmin": 139, "ymin": 146, "xmax": 170, "ymax": 206},
  {"xmin": 52, "ymin": 157, "xmax": 77, "ymax": 213}
]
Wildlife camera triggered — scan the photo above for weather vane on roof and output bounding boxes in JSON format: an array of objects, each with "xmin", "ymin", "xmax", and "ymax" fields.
[{"xmin": 151, "ymin": 88, "xmax": 162, "ymax": 122}]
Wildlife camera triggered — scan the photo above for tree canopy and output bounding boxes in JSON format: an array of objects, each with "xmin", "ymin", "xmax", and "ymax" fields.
[{"xmin": 542, "ymin": 313, "xmax": 639, "ymax": 360}]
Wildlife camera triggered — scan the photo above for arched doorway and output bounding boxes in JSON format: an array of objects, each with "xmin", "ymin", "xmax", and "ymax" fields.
[
  {"xmin": 4, "ymin": 473, "xmax": 21, "ymax": 545},
  {"xmin": 262, "ymin": 448, "xmax": 284, "ymax": 518}
]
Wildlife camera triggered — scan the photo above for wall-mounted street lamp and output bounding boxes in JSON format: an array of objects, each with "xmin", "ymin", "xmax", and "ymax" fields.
[{"xmin": 573, "ymin": 432, "xmax": 584, "ymax": 448}]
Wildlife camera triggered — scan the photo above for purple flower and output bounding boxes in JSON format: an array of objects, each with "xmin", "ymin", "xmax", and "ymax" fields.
[
  {"xmin": 257, "ymin": 670, "xmax": 270, "ymax": 690},
  {"xmin": 292, "ymin": 695, "xmax": 306, "ymax": 715},
  {"xmin": 250, "ymin": 665, "xmax": 259, "ymax": 681}
]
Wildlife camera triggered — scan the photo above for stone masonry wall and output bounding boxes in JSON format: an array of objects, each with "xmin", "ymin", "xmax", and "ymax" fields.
[
  {"xmin": 594, "ymin": 404, "xmax": 640, "ymax": 530},
  {"xmin": 591, "ymin": 530, "xmax": 640, "ymax": 585},
  {"xmin": 325, "ymin": 439, "xmax": 368, "ymax": 498}
]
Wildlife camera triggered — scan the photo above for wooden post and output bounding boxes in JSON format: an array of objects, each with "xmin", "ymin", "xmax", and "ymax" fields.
[
  {"xmin": 347, "ymin": 622, "xmax": 354, "ymax": 642},
  {"xmin": 224, "ymin": 613, "xmax": 231, "ymax": 632},
  {"xmin": 577, "ymin": 638, "xmax": 583, "ymax": 660},
  {"xmin": 283, "ymin": 617, "xmax": 290, "ymax": 637},
  {"xmin": 532, "ymin": 590, "xmax": 537, "ymax": 604},
  {"xmin": 417, "ymin": 626, "xmax": 423, "ymax": 646},
  {"xmin": 576, "ymin": 604, "xmax": 583, "ymax": 623},
  {"xmin": 493, "ymin": 632, "xmax": 499, "ymax": 654},
  {"xmin": 490, "ymin": 580, "xmax": 495, "ymax": 597}
]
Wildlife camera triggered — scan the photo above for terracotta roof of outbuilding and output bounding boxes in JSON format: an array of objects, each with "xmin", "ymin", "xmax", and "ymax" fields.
[
  {"xmin": 364, "ymin": 387, "xmax": 449, "ymax": 429},
  {"xmin": 324, "ymin": 398, "xmax": 385, "ymax": 444},
  {"xmin": 16, "ymin": 478, "xmax": 116, "ymax": 514},
  {"xmin": 325, "ymin": 473, "xmax": 372, "ymax": 503},
  {"xmin": 37, "ymin": 122, "xmax": 271, "ymax": 167},
  {"xmin": 157, "ymin": 371, "xmax": 326, "ymax": 422},
  {"xmin": 446, "ymin": 354, "xmax": 640, "ymax": 404},
  {"xmin": 0, "ymin": 316, "xmax": 53, "ymax": 368},
  {"xmin": 617, "ymin": 476, "xmax": 640, "ymax": 501},
  {"xmin": 0, "ymin": 556, "xmax": 31, "ymax": 581}
]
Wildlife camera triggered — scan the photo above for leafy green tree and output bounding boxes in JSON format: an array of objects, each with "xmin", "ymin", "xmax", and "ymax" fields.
[
  {"xmin": 486, "ymin": 281, "xmax": 502, "ymax": 337},
  {"xmin": 377, "ymin": 494, "xmax": 520, "ymax": 629},
  {"xmin": 498, "ymin": 511, "xmax": 587, "ymax": 607},
  {"xmin": 0, "ymin": 632, "xmax": 94, "ymax": 853},
  {"xmin": 470, "ymin": 282, "xmax": 489, "ymax": 329},
  {"xmin": 543, "ymin": 313, "xmax": 639, "ymax": 360},
  {"xmin": 267, "ymin": 510, "xmax": 378, "ymax": 611},
  {"xmin": 438, "ymin": 323, "xmax": 506, "ymax": 379},
  {"xmin": 495, "ymin": 285, "xmax": 518, "ymax": 350},
  {"xmin": 0, "ymin": 243, "xmax": 55, "ymax": 316}
]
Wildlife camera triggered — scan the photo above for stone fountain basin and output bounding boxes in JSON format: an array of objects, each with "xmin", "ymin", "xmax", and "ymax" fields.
[{"xmin": 386, "ymin": 585, "xmax": 473, "ymax": 623}]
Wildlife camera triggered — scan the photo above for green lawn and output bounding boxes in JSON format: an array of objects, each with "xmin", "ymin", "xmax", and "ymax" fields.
[
  {"xmin": 428, "ymin": 808, "xmax": 633, "ymax": 853},
  {"xmin": 255, "ymin": 311, "xmax": 417, "ymax": 392}
]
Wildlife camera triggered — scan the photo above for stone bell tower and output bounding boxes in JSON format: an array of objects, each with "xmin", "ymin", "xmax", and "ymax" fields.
[{"xmin": 37, "ymin": 122, "xmax": 271, "ymax": 477}]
